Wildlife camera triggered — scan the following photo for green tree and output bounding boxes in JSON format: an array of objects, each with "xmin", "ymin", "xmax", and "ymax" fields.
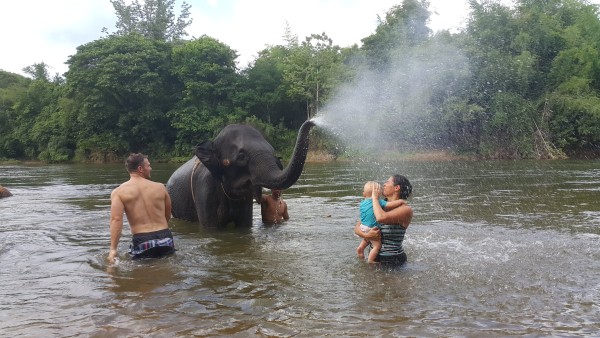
[
  {"xmin": 5, "ymin": 63, "xmax": 73, "ymax": 161},
  {"xmin": 108, "ymin": 0, "xmax": 192, "ymax": 41},
  {"xmin": 461, "ymin": 0, "xmax": 542, "ymax": 157},
  {"xmin": 361, "ymin": 0, "xmax": 432, "ymax": 68},
  {"xmin": 283, "ymin": 33, "xmax": 345, "ymax": 120},
  {"xmin": 460, "ymin": 0, "xmax": 600, "ymax": 158},
  {"xmin": 0, "ymin": 70, "xmax": 30, "ymax": 159},
  {"xmin": 29, "ymin": 92, "xmax": 78, "ymax": 162},
  {"xmin": 482, "ymin": 92, "xmax": 537, "ymax": 158},
  {"xmin": 65, "ymin": 34, "xmax": 175, "ymax": 160},
  {"xmin": 169, "ymin": 36, "xmax": 242, "ymax": 155},
  {"xmin": 545, "ymin": 1, "xmax": 600, "ymax": 154},
  {"xmin": 240, "ymin": 45, "xmax": 305, "ymax": 128}
]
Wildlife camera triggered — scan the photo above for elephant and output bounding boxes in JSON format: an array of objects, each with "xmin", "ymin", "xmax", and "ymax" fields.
[
  {"xmin": 166, "ymin": 120, "xmax": 315, "ymax": 227},
  {"xmin": 0, "ymin": 185, "xmax": 12, "ymax": 198}
]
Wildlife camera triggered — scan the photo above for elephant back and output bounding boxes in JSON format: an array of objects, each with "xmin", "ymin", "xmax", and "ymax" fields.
[{"xmin": 166, "ymin": 158, "xmax": 199, "ymax": 221}]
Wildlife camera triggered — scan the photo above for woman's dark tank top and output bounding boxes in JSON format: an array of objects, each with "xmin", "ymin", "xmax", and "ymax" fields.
[{"xmin": 378, "ymin": 224, "xmax": 406, "ymax": 256}]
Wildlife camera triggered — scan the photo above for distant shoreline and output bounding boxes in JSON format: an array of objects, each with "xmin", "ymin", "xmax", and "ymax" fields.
[{"xmin": 3, "ymin": 149, "xmax": 597, "ymax": 165}]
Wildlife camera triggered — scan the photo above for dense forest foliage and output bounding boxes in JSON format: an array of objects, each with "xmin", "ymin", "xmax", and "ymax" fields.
[{"xmin": 1, "ymin": 0, "xmax": 599, "ymax": 162}]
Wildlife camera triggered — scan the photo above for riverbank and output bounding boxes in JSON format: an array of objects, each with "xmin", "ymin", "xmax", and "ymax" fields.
[{"xmin": 3, "ymin": 148, "xmax": 595, "ymax": 165}]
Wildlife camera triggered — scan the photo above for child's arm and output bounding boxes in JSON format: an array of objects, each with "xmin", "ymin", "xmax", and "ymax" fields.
[{"xmin": 384, "ymin": 199, "xmax": 406, "ymax": 211}]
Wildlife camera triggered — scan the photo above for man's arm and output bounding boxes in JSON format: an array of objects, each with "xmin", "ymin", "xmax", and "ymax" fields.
[
  {"xmin": 282, "ymin": 202, "xmax": 289, "ymax": 220},
  {"xmin": 163, "ymin": 185, "xmax": 172, "ymax": 222},
  {"xmin": 108, "ymin": 190, "xmax": 125, "ymax": 263}
]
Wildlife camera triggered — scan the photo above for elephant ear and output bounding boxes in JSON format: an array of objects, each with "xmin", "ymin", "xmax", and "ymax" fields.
[{"xmin": 195, "ymin": 141, "xmax": 223, "ymax": 181}]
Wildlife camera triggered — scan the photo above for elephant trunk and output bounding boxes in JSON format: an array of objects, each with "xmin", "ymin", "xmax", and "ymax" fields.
[{"xmin": 253, "ymin": 120, "xmax": 315, "ymax": 190}]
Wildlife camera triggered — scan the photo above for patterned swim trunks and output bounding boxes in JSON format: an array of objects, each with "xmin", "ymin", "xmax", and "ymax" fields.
[{"xmin": 129, "ymin": 228, "xmax": 176, "ymax": 259}]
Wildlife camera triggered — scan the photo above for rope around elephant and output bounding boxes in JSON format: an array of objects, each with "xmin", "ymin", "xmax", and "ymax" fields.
[{"xmin": 190, "ymin": 159, "xmax": 244, "ymax": 203}]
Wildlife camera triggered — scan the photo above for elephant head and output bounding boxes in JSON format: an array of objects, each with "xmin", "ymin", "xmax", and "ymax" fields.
[{"xmin": 166, "ymin": 120, "xmax": 315, "ymax": 227}]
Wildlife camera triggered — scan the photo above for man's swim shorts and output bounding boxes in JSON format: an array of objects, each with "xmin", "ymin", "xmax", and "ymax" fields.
[{"xmin": 129, "ymin": 228, "xmax": 176, "ymax": 259}]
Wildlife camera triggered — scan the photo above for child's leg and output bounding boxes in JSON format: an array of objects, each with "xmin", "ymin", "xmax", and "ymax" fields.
[
  {"xmin": 356, "ymin": 239, "xmax": 369, "ymax": 259},
  {"xmin": 367, "ymin": 238, "xmax": 382, "ymax": 263}
]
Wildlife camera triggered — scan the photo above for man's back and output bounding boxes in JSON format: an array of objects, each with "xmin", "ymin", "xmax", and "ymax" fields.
[
  {"xmin": 112, "ymin": 177, "xmax": 171, "ymax": 234},
  {"xmin": 109, "ymin": 153, "xmax": 175, "ymax": 263}
]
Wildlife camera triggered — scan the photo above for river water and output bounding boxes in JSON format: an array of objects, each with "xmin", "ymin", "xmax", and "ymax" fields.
[{"xmin": 0, "ymin": 159, "xmax": 599, "ymax": 336}]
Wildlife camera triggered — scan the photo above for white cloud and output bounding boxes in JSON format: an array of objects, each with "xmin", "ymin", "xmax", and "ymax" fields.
[
  {"xmin": 0, "ymin": 0, "xmax": 481, "ymax": 77},
  {"xmin": 0, "ymin": 0, "xmax": 114, "ymax": 76},
  {"xmin": 188, "ymin": 0, "xmax": 402, "ymax": 67}
]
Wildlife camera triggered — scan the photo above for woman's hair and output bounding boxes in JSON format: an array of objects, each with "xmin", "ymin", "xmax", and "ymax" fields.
[
  {"xmin": 392, "ymin": 174, "xmax": 412, "ymax": 199},
  {"xmin": 125, "ymin": 153, "xmax": 147, "ymax": 172}
]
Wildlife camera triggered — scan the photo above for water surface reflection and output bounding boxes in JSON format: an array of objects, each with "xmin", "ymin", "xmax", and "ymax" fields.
[{"xmin": 0, "ymin": 160, "xmax": 599, "ymax": 336}]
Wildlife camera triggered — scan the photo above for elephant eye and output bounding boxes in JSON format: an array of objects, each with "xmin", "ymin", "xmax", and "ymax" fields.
[{"xmin": 236, "ymin": 151, "xmax": 247, "ymax": 162}]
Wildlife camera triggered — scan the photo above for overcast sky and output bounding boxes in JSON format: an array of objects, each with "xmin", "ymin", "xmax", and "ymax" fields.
[{"xmin": 2, "ymin": 0, "xmax": 592, "ymax": 77}]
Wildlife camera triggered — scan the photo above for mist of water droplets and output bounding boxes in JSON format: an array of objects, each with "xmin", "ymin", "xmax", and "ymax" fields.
[{"xmin": 311, "ymin": 40, "xmax": 470, "ymax": 158}]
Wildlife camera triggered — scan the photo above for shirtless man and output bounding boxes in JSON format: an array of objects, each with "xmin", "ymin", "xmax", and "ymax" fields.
[
  {"xmin": 0, "ymin": 185, "xmax": 12, "ymax": 198},
  {"xmin": 261, "ymin": 189, "xmax": 289, "ymax": 224},
  {"xmin": 108, "ymin": 153, "xmax": 175, "ymax": 263}
]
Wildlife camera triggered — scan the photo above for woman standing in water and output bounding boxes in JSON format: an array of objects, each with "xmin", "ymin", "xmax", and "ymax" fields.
[{"xmin": 354, "ymin": 174, "xmax": 413, "ymax": 266}]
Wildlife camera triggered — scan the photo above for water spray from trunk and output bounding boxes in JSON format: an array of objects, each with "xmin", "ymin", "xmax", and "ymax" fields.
[{"xmin": 311, "ymin": 40, "xmax": 470, "ymax": 157}]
